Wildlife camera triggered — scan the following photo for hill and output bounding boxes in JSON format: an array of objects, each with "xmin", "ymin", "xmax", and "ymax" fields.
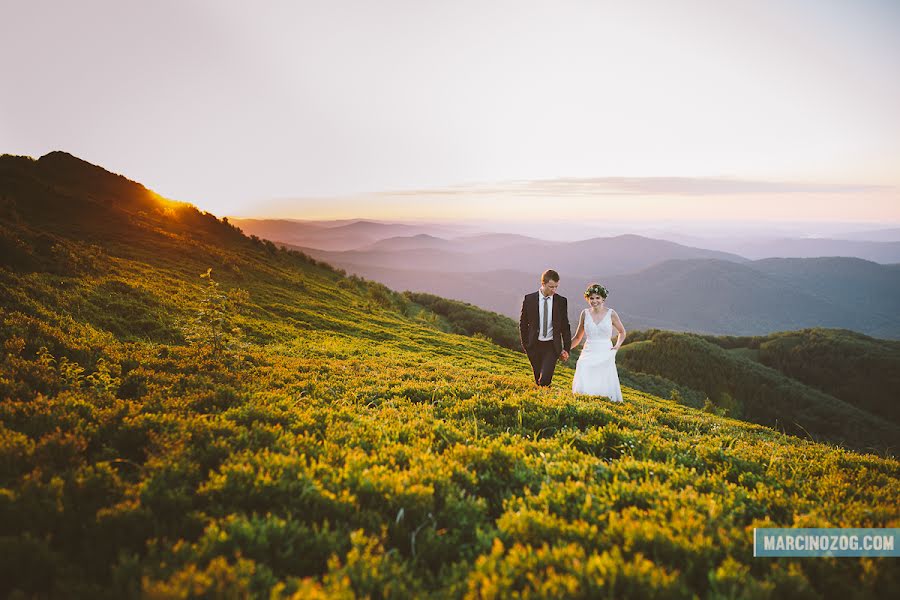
[
  {"xmin": 615, "ymin": 330, "xmax": 900, "ymax": 454},
  {"xmin": 454, "ymin": 232, "xmax": 554, "ymax": 251},
  {"xmin": 362, "ymin": 234, "xmax": 460, "ymax": 252},
  {"xmin": 752, "ymin": 257, "xmax": 900, "ymax": 320},
  {"xmin": 603, "ymin": 258, "xmax": 900, "ymax": 338},
  {"xmin": 360, "ymin": 233, "xmax": 558, "ymax": 254},
  {"xmin": 401, "ymin": 292, "xmax": 521, "ymax": 352},
  {"xmin": 640, "ymin": 230, "xmax": 900, "ymax": 263},
  {"xmin": 689, "ymin": 328, "xmax": 900, "ymax": 426},
  {"xmin": 603, "ymin": 259, "xmax": 836, "ymax": 334},
  {"xmin": 1, "ymin": 152, "xmax": 898, "ymax": 598},
  {"xmin": 836, "ymin": 227, "xmax": 900, "ymax": 242},
  {"xmin": 725, "ymin": 238, "xmax": 900, "ymax": 263}
]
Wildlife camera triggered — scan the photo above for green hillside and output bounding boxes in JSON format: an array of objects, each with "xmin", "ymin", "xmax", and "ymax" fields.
[
  {"xmin": 616, "ymin": 331, "xmax": 899, "ymax": 455},
  {"xmin": 705, "ymin": 329, "xmax": 899, "ymax": 426},
  {"xmin": 401, "ymin": 292, "xmax": 521, "ymax": 352},
  {"xmin": 1, "ymin": 152, "xmax": 898, "ymax": 598},
  {"xmin": 638, "ymin": 328, "xmax": 900, "ymax": 427}
]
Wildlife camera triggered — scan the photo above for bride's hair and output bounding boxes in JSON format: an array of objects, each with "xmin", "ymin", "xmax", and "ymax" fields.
[{"xmin": 584, "ymin": 283, "xmax": 608, "ymax": 298}]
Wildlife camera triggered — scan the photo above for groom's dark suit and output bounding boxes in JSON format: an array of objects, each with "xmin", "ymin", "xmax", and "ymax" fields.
[{"xmin": 519, "ymin": 292, "xmax": 572, "ymax": 386}]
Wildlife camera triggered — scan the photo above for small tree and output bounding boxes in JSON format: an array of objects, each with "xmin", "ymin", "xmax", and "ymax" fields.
[{"xmin": 184, "ymin": 268, "xmax": 248, "ymax": 357}]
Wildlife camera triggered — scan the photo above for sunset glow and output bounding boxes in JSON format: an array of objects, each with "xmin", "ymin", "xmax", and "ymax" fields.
[{"xmin": 239, "ymin": 179, "xmax": 898, "ymax": 224}]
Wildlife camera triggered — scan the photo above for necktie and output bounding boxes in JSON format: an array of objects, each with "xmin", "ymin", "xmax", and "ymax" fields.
[{"xmin": 542, "ymin": 295, "xmax": 549, "ymax": 338}]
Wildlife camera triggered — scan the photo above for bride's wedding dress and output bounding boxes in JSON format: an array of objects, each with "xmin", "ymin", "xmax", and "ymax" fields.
[{"xmin": 572, "ymin": 308, "xmax": 623, "ymax": 401}]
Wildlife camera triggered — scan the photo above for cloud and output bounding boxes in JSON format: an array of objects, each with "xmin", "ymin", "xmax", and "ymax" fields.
[{"xmin": 376, "ymin": 177, "xmax": 890, "ymax": 198}]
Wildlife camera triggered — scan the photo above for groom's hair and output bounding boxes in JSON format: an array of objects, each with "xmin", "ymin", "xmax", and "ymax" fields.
[{"xmin": 541, "ymin": 269, "xmax": 560, "ymax": 283}]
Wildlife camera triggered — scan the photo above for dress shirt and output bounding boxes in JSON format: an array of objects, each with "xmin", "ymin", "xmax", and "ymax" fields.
[{"xmin": 537, "ymin": 290, "xmax": 554, "ymax": 342}]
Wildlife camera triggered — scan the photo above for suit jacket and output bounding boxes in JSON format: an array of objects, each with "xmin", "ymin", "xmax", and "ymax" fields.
[{"xmin": 519, "ymin": 292, "xmax": 572, "ymax": 356}]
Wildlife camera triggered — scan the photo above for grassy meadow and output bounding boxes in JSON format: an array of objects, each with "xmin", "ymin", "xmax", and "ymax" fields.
[{"xmin": 1, "ymin": 152, "xmax": 898, "ymax": 598}]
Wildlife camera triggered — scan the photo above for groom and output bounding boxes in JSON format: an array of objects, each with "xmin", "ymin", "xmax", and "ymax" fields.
[{"xmin": 519, "ymin": 269, "xmax": 572, "ymax": 387}]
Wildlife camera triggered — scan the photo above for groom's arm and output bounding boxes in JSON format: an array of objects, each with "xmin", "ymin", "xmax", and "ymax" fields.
[{"xmin": 519, "ymin": 296, "xmax": 529, "ymax": 351}]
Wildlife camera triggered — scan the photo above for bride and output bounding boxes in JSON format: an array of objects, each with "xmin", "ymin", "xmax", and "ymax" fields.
[{"xmin": 570, "ymin": 283, "xmax": 626, "ymax": 401}]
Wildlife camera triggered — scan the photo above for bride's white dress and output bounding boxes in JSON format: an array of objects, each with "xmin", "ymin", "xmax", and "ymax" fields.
[{"xmin": 572, "ymin": 309, "xmax": 623, "ymax": 401}]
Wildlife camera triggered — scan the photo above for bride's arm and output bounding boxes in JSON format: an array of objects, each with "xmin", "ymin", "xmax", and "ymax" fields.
[
  {"xmin": 570, "ymin": 310, "xmax": 586, "ymax": 349},
  {"xmin": 611, "ymin": 310, "xmax": 626, "ymax": 350}
]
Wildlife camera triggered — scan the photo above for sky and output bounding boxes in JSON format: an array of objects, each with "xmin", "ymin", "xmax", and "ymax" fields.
[{"xmin": 2, "ymin": 0, "xmax": 899, "ymax": 224}]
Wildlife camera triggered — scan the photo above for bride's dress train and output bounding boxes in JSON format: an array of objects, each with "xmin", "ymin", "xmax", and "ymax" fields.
[{"xmin": 572, "ymin": 309, "xmax": 623, "ymax": 402}]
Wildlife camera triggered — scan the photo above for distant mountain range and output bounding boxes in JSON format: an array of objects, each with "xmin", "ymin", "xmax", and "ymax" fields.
[
  {"xmin": 229, "ymin": 218, "xmax": 474, "ymax": 251},
  {"xmin": 293, "ymin": 258, "xmax": 900, "ymax": 339},
  {"xmin": 233, "ymin": 218, "xmax": 900, "ymax": 263},
  {"xmin": 360, "ymin": 232, "xmax": 553, "ymax": 253},
  {"xmin": 833, "ymin": 227, "xmax": 900, "ymax": 242},
  {"xmin": 293, "ymin": 233, "xmax": 746, "ymax": 276},
  {"xmin": 604, "ymin": 258, "xmax": 900, "ymax": 338},
  {"xmin": 229, "ymin": 218, "xmax": 900, "ymax": 339},
  {"xmin": 705, "ymin": 238, "xmax": 900, "ymax": 263}
]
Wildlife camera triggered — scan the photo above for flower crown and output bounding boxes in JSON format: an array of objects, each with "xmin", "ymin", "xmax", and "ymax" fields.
[{"xmin": 584, "ymin": 283, "xmax": 608, "ymax": 298}]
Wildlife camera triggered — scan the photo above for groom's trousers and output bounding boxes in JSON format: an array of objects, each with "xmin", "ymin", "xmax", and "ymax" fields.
[{"xmin": 527, "ymin": 340, "xmax": 558, "ymax": 387}]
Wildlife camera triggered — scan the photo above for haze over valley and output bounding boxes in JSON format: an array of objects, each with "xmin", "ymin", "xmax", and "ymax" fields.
[{"xmin": 231, "ymin": 218, "xmax": 900, "ymax": 339}]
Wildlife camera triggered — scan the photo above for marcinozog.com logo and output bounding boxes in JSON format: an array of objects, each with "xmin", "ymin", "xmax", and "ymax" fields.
[{"xmin": 754, "ymin": 528, "xmax": 899, "ymax": 557}]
